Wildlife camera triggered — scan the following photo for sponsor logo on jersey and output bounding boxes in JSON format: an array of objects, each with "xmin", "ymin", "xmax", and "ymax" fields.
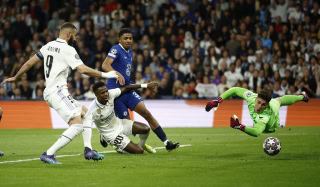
[{"xmin": 123, "ymin": 111, "xmax": 128, "ymax": 116}]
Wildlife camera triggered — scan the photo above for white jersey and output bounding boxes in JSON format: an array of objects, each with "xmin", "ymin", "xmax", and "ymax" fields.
[
  {"xmin": 36, "ymin": 38, "xmax": 83, "ymax": 94},
  {"xmin": 84, "ymin": 88, "xmax": 122, "ymax": 140}
]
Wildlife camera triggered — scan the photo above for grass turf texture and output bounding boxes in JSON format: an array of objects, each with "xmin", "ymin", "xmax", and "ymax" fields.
[{"xmin": 0, "ymin": 127, "xmax": 319, "ymax": 187}]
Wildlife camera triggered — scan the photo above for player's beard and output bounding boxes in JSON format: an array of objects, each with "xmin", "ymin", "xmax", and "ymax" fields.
[{"xmin": 68, "ymin": 35, "xmax": 75, "ymax": 46}]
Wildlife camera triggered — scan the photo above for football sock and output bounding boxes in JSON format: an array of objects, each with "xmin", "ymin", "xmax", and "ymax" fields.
[
  {"xmin": 138, "ymin": 132, "xmax": 150, "ymax": 148},
  {"xmin": 82, "ymin": 126, "xmax": 92, "ymax": 150},
  {"xmin": 153, "ymin": 126, "xmax": 168, "ymax": 143},
  {"xmin": 279, "ymin": 95, "xmax": 304, "ymax": 106},
  {"xmin": 47, "ymin": 124, "xmax": 83, "ymax": 155}
]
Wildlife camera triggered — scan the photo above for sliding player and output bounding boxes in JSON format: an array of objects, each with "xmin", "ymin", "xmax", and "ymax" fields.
[{"xmin": 84, "ymin": 81, "xmax": 158, "ymax": 154}]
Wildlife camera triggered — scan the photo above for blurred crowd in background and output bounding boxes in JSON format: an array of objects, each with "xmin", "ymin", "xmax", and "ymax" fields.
[{"xmin": 0, "ymin": 0, "xmax": 320, "ymax": 100}]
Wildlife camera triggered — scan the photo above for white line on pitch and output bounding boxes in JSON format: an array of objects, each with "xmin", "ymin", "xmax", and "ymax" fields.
[{"xmin": 0, "ymin": 144, "xmax": 192, "ymax": 164}]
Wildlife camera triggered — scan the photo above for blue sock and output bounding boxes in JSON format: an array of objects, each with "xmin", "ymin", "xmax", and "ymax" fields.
[{"xmin": 153, "ymin": 126, "xmax": 168, "ymax": 142}]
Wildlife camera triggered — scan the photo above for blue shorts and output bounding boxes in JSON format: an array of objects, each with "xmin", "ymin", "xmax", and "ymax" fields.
[{"xmin": 114, "ymin": 90, "xmax": 143, "ymax": 119}]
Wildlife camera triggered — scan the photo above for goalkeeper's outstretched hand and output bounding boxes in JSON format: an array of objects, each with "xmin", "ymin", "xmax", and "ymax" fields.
[
  {"xmin": 230, "ymin": 115, "xmax": 241, "ymax": 128},
  {"xmin": 230, "ymin": 115, "xmax": 245, "ymax": 131},
  {"xmin": 205, "ymin": 97, "xmax": 223, "ymax": 112}
]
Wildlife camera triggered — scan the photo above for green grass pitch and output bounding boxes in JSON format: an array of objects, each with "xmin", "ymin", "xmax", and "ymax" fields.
[{"xmin": 0, "ymin": 127, "xmax": 320, "ymax": 187}]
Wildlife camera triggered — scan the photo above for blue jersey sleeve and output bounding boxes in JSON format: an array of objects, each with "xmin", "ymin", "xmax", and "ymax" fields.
[{"xmin": 107, "ymin": 47, "xmax": 119, "ymax": 60}]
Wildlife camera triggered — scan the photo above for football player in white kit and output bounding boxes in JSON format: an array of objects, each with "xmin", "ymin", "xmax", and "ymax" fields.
[
  {"xmin": 2, "ymin": 22, "xmax": 124, "ymax": 164},
  {"xmin": 84, "ymin": 81, "xmax": 158, "ymax": 154}
]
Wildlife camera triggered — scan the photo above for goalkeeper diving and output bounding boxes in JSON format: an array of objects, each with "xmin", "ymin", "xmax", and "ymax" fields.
[{"xmin": 205, "ymin": 87, "xmax": 309, "ymax": 137}]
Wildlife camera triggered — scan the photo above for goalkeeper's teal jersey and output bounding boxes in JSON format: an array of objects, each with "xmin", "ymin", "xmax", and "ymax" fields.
[{"xmin": 241, "ymin": 90, "xmax": 280, "ymax": 132}]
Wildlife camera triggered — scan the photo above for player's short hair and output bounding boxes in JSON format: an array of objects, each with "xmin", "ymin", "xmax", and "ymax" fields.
[
  {"xmin": 60, "ymin": 22, "xmax": 77, "ymax": 31},
  {"xmin": 119, "ymin": 28, "xmax": 132, "ymax": 37},
  {"xmin": 93, "ymin": 82, "xmax": 106, "ymax": 93},
  {"xmin": 258, "ymin": 87, "xmax": 272, "ymax": 103}
]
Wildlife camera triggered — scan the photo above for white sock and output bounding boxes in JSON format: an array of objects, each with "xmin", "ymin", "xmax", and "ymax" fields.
[
  {"xmin": 163, "ymin": 140, "xmax": 168, "ymax": 146},
  {"xmin": 47, "ymin": 124, "xmax": 83, "ymax": 155},
  {"xmin": 82, "ymin": 118, "xmax": 93, "ymax": 150},
  {"xmin": 138, "ymin": 132, "xmax": 149, "ymax": 148},
  {"xmin": 82, "ymin": 127, "xmax": 92, "ymax": 150}
]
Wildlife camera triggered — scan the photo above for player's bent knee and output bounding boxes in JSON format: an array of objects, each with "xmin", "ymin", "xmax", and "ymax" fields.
[
  {"xmin": 143, "ymin": 125, "xmax": 150, "ymax": 134},
  {"xmin": 136, "ymin": 148, "xmax": 144, "ymax": 154}
]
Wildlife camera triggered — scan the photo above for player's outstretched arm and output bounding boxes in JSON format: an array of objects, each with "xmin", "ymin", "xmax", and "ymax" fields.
[
  {"xmin": 102, "ymin": 57, "xmax": 125, "ymax": 85},
  {"xmin": 120, "ymin": 82, "xmax": 158, "ymax": 94},
  {"xmin": 230, "ymin": 115, "xmax": 265, "ymax": 137},
  {"xmin": 1, "ymin": 55, "xmax": 41, "ymax": 85},
  {"xmin": 76, "ymin": 64, "xmax": 121, "ymax": 80},
  {"xmin": 205, "ymin": 87, "xmax": 249, "ymax": 112}
]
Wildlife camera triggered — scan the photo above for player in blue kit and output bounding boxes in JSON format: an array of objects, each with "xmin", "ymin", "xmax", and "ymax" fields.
[{"xmin": 102, "ymin": 28, "xmax": 179, "ymax": 151}]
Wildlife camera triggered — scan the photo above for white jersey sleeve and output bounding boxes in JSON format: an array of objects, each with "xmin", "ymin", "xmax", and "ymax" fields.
[
  {"xmin": 108, "ymin": 88, "xmax": 121, "ymax": 100},
  {"xmin": 64, "ymin": 47, "xmax": 83, "ymax": 70}
]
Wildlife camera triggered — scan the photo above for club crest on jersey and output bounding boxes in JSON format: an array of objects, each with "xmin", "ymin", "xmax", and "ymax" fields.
[
  {"xmin": 96, "ymin": 109, "xmax": 101, "ymax": 114},
  {"xmin": 123, "ymin": 111, "xmax": 128, "ymax": 116},
  {"xmin": 75, "ymin": 54, "xmax": 80, "ymax": 59},
  {"xmin": 111, "ymin": 49, "xmax": 117, "ymax": 55}
]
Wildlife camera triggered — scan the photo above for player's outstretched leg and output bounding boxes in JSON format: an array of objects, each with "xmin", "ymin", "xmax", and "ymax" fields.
[
  {"xmin": 0, "ymin": 152, "xmax": 4, "ymax": 157},
  {"xmin": 41, "ymin": 122, "xmax": 83, "ymax": 164},
  {"xmin": 82, "ymin": 107, "xmax": 104, "ymax": 161},
  {"xmin": 279, "ymin": 92, "xmax": 309, "ymax": 106},
  {"xmin": 133, "ymin": 102, "xmax": 180, "ymax": 152},
  {"xmin": 84, "ymin": 147, "xmax": 104, "ymax": 161}
]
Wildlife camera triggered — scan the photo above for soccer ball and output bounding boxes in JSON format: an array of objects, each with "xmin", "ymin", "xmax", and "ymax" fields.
[{"xmin": 263, "ymin": 137, "xmax": 281, "ymax": 156}]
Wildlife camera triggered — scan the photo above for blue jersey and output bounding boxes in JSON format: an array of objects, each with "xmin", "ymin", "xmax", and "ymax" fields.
[{"xmin": 107, "ymin": 44, "xmax": 133, "ymax": 89}]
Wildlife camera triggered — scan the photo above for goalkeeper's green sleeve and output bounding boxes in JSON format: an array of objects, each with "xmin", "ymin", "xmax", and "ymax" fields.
[
  {"xmin": 279, "ymin": 95, "xmax": 304, "ymax": 106},
  {"xmin": 243, "ymin": 122, "xmax": 266, "ymax": 137},
  {"xmin": 220, "ymin": 87, "xmax": 248, "ymax": 100}
]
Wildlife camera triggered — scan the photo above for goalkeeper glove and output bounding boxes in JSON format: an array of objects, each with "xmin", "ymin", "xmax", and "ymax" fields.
[
  {"xmin": 230, "ymin": 115, "xmax": 245, "ymax": 131},
  {"xmin": 205, "ymin": 97, "xmax": 223, "ymax": 112}
]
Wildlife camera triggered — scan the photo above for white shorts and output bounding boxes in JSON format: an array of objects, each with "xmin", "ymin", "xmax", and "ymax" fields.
[
  {"xmin": 101, "ymin": 118, "xmax": 134, "ymax": 153},
  {"xmin": 44, "ymin": 87, "xmax": 82, "ymax": 123}
]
